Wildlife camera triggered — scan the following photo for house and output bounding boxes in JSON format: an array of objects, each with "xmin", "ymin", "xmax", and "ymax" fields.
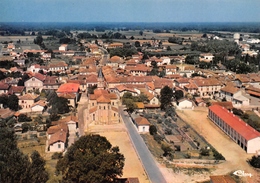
[
  {"xmin": 161, "ymin": 56, "xmax": 171, "ymax": 65},
  {"xmin": 125, "ymin": 64, "xmax": 151, "ymax": 76},
  {"xmin": 8, "ymin": 86, "xmax": 25, "ymax": 96},
  {"xmin": 193, "ymin": 78, "xmax": 222, "ymax": 97},
  {"xmin": 184, "ymin": 82, "xmax": 198, "ymax": 95},
  {"xmin": 177, "ymin": 98, "xmax": 194, "ymax": 110},
  {"xmin": 107, "ymin": 56, "xmax": 125, "ymax": 68},
  {"xmin": 174, "ymin": 78, "xmax": 190, "ymax": 88},
  {"xmin": 59, "ymin": 44, "xmax": 68, "ymax": 51},
  {"xmin": 219, "ymin": 85, "xmax": 249, "ymax": 107},
  {"xmin": 31, "ymin": 100, "xmax": 46, "ymax": 112},
  {"xmin": 87, "ymin": 89, "xmax": 119, "ymax": 125},
  {"xmin": 56, "ymin": 83, "xmax": 80, "ymax": 102},
  {"xmin": 246, "ymin": 85, "xmax": 260, "ymax": 98},
  {"xmin": 47, "ymin": 124, "xmax": 68, "ymax": 152},
  {"xmin": 165, "ymin": 65, "xmax": 177, "ymax": 75},
  {"xmin": 47, "ymin": 61, "xmax": 68, "ymax": 72},
  {"xmin": 209, "ymin": 175, "xmax": 236, "ymax": 183},
  {"xmin": 51, "ymin": 115, "xmax": 78, "ymax": 146},
  {"xmin": 14, "ymin": 59, "xmax": 25, "ymax": 66},
  {"xmin": 24, "ymin": 73, "xmax": 46, "ymax": 92},
  {"xmin": 114, "ymin": 85, "xmax": 138, "ymax": 98},
  {"xmin": 208, "ymin": 105, "xmax": 260, "ymax": 153},
  {"xmin": 134, "ymin": 117, "xmax": 150, "ymax": 133},
  {"xmin": 19, "ymin": 94, "xmax": 39, "ymax": 109},
  {"xmin": 134, "ymin": 102, "xmax": 145, "ymax": 113},
  {"xmin": 194, "ymin": 97, "xmax": 207, "ymax": 107},
  {"xmin": 199, "ymin": 53, "xmax": 214, "ymax": 62},
  {"xmin": 219, "ymin": 84, "xmax": 240, "ymax": 101},
  {"xmin": 0, "ymin": 83, "xmax": 10, "ymax": 94},
  {"xmin": 107, "ymin": 43, "xmax": 123, "ymax": 49},
  {"xmin": 27, "ymin": 64, "xmax": 42, "ymax": 73},
  {"xmin": 0, "ymin": 108, "xmax": 15, "ymax": 120},
  {"xmin": 43, "ymin": 76, "xmax": 61, "ymax": 90}
]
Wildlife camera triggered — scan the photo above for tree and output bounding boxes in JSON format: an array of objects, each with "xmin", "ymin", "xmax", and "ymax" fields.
[
  {"xmin": 248, "ymin": 155, "xmax": 260, "ymax": 168},
  {"xmin": 0, "ymin": 94, "xmax": 8, "ymax": 108},
  {"xmin": 0, "ymin": 127, "xmax": 48, "ymax": 183},
  {"xmin": 7, "ymin": 94, "xmax": 19, "ymax": 111},
  {"xmin": 149, "ymin": 125, "xmax": 157, "ymax": 135},
  {"xmin": 160, "ymin": 86, "xmax": 174, "ymax": 110},
  {"xmin": 34, "ymin": 35, "xmax": 43, "ymax": 45},
  {"xmin": 174, "ymin": 90, "xmax": 184, "ymax": 101},
  {"xmin": 56, "ymin": 134, "xmax": 125, "ymax": 183},
  {"xmin": 200, "ymin": 148, "xmax": 210, "ymax": 156},
  {"xmin": 51, "ymin": 96, "xmax": 70, "ymax": 114},
  {"xmin": 29, "ymin": 151, "xmax": 49, "ymax": 183},
  {"xmin": 135, "ymin": 41, "xmax": 141, "ymax": 47}
]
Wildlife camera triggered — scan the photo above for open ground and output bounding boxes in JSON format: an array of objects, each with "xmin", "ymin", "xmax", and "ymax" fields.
[{"xmin": 176, "ymin": 107, "xmax": 260, "ymax": 183}]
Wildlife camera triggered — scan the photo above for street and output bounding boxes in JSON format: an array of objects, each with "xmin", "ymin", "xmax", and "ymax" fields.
[
  {"xmin": 77, "ymin": 92, "xmax": 88, "ymax": 136},
  {"xmin": 119, "ymin": 107, "xmax": 167, "ymax": 183}
]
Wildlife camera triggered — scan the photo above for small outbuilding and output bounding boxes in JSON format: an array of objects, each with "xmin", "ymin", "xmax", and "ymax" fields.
[{"xmin": 134, "ymin": 117, "xmax": 150, "ymax": 133}]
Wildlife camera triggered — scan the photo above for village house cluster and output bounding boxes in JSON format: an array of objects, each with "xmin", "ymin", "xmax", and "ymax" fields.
[{"xmin": 0, "ymin": 32, "xmax": 260, "ymax": 155}]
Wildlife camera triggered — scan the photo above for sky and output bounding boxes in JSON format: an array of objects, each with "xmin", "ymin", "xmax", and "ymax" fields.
[{"xmin": 1, "ymin": 0, "xmax": 260, "ymax": 22}]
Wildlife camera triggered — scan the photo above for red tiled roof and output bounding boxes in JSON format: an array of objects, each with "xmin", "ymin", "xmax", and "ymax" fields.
[
  {"xmin": 89, "ymin": 106, "xmax": 97, "ymax": 114},
  {"xmin": 0, "ymin": 82, "xmax": 9, "ymax": 90},
  {"xmin": 47, "ymin": 124, "xmax": 68, "ymax": 134},
  {"xmin": 33, "ymin": 73, "xmax": 46, "ymax": 81},
  {"xmin": 134, "ymin": 117, "xmax": 150, "ymax": 126},
  {"xmin": 19, "ymin": 93, "xmax": 38, "ymax": 100},
  {"xmin": 210, "ymin": 175, "xmax": 236, "ymax": 183},
  {"xmin": 209, "ymin": 105, "xmax": 260, "ymax": 140},
  {"xmin": 97, "ymin": 95, "xmax": 111, "ymax": 103},
  {"xmin": 8, "ymin": 86, "xmax": 25, "ymax": 94},
  {"xmin": 56, "ymin": 83, "xmax": 80, "ymax": 93},
  {"xmin": 49, "ymin": 129, "xmax": 67, "ymax": 145}
]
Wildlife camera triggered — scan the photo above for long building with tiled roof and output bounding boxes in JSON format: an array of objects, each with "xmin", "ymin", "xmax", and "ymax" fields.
[{"xmin": 208, "ymin": 105, "xmax": 260, "ymax": 153}]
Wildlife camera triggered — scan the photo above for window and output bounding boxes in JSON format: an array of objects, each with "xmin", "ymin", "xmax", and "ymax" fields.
[
  {"xmin": 93, "ymin": 114, "xmax": 95, "ymax": 120},
  {"xmin": 92, "ymin": 103, "xmax": 94, "ymax": 106},
  {"xmin": 104, "ymin": 106, "xmax": 106, "ymax": 110},
  {"xmin": 58, "ymin": 144, "xmax": 61, "ymax": 148},
  {"xmin": 114, "ymin": 113, "xmax": 116, "ymax": 117}
]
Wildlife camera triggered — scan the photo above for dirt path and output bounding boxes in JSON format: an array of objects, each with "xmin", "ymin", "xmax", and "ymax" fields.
[{"xmin": 177, "ymin": 107, "xmax": 259, "ymax": 183}]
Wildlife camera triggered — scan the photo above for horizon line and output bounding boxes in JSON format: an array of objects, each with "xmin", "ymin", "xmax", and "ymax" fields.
[{"xmin": 1, "ymin": 21, "xmax": 260, "ymax": 24}]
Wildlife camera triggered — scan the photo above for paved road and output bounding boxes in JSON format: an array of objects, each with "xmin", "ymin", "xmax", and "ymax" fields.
[
  {"xmin": 119, "ymin": 108, "xmax": 167, "ymax": 183},
  {"xmin": 77, "ymin": 92, "xmax": 88, "ymax": 136}
]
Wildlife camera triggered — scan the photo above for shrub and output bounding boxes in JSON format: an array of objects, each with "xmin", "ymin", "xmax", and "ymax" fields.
[
  {"xmin": 212, "ymin": 148, "xmax": 225, "ymax": 160},
  {"xmin": 200, "ymin": 148, "xmax": 210, "ymax": 156},
  {"xmin": 164, "ymin": 128, "xmax": 172, "ymax": 135},
  {"xmin": 153, "ymin": 134, "xmax": 163, "ymax": 144},
  {"xmin": 248, "ymin": 155, "xmax": 260, "ymax": 168},
  {"xmin": 161, "ymin": 143, "xmax": 173, "ymax": 157},
  {"xmin": 149, "ymin": 125, "xmax": 157, "ymax": 135}
]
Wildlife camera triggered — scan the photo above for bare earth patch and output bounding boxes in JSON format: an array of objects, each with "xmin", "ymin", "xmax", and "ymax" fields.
[
  {"xmin": 176, "ymin": 107, "xmax": 260, "ymax": 183},
  {"xmin": 88, "ymin": 124, "xmax": 150, "ymax": 183}
]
